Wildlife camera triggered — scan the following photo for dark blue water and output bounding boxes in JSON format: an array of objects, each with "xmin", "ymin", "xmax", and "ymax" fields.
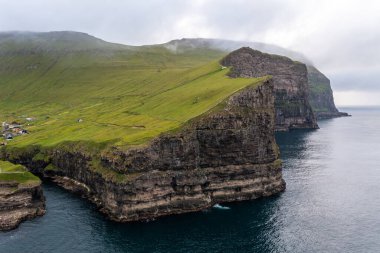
[{"xmin": 1, "ymin": 107, "xmax": 380, "ymax": 253}]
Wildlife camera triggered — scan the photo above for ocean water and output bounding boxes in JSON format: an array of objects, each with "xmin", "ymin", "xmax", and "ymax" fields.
[{"xmin": 1, "ymin": 107, "xmax": 380, "ymax": 253}]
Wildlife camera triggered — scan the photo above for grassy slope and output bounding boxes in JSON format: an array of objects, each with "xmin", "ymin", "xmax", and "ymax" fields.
[
  {"xmin": 0, "ymin": 32, "xmax": 261, "ymax": 149},
  {"xmin": 0, "ymin": 160, "xmax": 40, "ymax": 184},
  {"xmin": 306, "ymin": 65, "xmax": 335, "ymax": 112},
  {"xmin": 165, "ymin": 38, "xmax": 339, "ymax": 114}
]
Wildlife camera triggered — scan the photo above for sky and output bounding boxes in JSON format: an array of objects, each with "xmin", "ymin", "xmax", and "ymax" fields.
[{"xmin": 0, "ymin": 0, "xmax": 379, "ymax": 106}]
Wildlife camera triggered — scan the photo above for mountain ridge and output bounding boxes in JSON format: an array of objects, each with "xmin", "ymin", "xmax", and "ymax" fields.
[
  {"xmin": 0, "ymin": 31, "xmax": 345, "ymax": 118},
  {"xmin": 1, "ymin": 30, "xmax": 345, "ymax": 226},
  {"xmin": 0, "ymin": 36, "xmax": 286, "ymax": 224}
]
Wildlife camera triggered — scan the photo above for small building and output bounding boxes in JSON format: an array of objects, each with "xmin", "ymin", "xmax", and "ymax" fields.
[
  {"xmin": 12, "ymin": 127, "xmax": 22, "ymax": 133},
  {"xmin": 8, "ymin": 124, "xmax": 21, "ymax": 129},
  {"xmin": 5, "ymin": 133, "xmax": 13, "ymax": 140},
  {"xmin": 2, "ymin": 122, "xmax": 9, "ymax": 131}
]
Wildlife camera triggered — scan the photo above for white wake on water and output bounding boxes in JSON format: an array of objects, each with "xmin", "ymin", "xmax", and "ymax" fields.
[{"xmin": 212, "ymin": 204, "xmax": 231, "ymax": 210}]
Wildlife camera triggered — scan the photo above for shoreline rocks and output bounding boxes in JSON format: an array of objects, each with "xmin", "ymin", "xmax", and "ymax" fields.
[
  {"xmin": 2, "ymin": 79, "xmax": 286, "ymax": 222},
  {"xmin": 0, "ymin": 181, "xmax": 45, "ymax": 231}
]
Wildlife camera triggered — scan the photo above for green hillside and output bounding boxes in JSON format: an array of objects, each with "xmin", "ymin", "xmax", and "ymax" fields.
[
  {"xmin": 0, "ymin": 160, "xmax": 40, "ymax": 184},
  {"xmin": 160, "ymin": 38, "xmax": 343, "ymax": 116},
  {"xmin": 306, "ymin": 65, "xmax": 338, "ymax": 113},
  {"xmin": 0, "ymin": 32, "xmax": 262, "ymax": 149}
]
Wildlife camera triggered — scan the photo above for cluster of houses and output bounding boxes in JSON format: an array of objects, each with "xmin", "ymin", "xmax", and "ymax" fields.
[{"xmin": 1, "ymin": 121, "xmax": 29, "ymax": 144}]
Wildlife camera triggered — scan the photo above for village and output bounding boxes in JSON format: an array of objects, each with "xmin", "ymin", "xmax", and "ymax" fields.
[{"xmin": 1, "ymin": 121, "xmax": 30, "ymax": 145}]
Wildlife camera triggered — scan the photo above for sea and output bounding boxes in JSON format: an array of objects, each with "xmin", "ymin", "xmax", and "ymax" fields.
[{"xmin": 1, "ymin": 107, "xmax": 380, "ymax": 253}]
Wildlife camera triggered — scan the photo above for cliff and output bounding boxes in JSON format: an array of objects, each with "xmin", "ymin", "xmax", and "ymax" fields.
[
  {"xmin": 307, "ymin": 66, "xmax": 349, "ymax": 119},
  {"xmin": 0, "ymin": 162, "xmax": 45, "ymax": 231},
  {"xmin": 220, "ymin": 47, "xmax": 318, "ymax": 131},
  {"xmin": 165, "ymin": 38, "xmax": 346, "ymax": 121},
  {"xmin": 2, "ymin": 79, "xmax": 285, "ymax": 222},
  {"xmin": 0, "ymin": 33, "xmax": 342, "ymax": 224}
]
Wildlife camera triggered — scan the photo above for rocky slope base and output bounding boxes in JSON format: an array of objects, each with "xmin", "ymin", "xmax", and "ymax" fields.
[
  {"xmin": 0, "ymin": 179, "xmax": 45, "ymax": 231},
  {"xmin": 2, "ymin": 79, "xmax": 285, "ymax": 222},
  {"xmin": 221, "ymin": 47, "xmax": 318, "ymax": 131}
]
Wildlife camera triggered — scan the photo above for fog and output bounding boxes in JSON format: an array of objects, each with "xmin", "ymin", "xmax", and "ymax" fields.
[{"xmin": 1, "ymin": 0, "xmax": 379, "ymax": 105}]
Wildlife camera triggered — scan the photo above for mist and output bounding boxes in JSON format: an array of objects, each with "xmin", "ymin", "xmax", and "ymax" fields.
[{"xmin": 0, "ymin": 0, "xmax": 379, "ymax": 105}]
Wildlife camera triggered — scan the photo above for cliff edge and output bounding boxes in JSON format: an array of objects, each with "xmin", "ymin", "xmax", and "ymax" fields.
[
  {"xmin": 0, "ymin": 161, "xmax": 45, "ymax": 231},
  {"xmin": 307, "ymin": 66, "xmax": 349, "ymax": 119},
  {"xmin": 221, "ymin": 47, "xmax": 318, "ymax": 131},
  {"xmin": 2, "ymin": 78, "xmax": 285, "ymax": 222}
]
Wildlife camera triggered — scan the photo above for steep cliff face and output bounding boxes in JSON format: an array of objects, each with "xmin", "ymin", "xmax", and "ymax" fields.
[
  {"xmin": 2, "ymin": 79, "xmax": 285, "ymax": 222},
  {"xmin": 165, "ymin": 38, "xmax": 345, "ymax": 121},
  {"xmin": 220, "ymin": 47, "xmax": 318, "ymax": 131},
  {"xmin": 96, "ymin": 80, "xmax": 285, "ymax": 221},
  {"xmin": 102, "ymin": 81, "xmax": 277, "ymax": 173},
  {"xmin": 0, "ymin": 181, "xmax": 45, "ymax": 231},
  {"xmin": 307, "ymin": 66, "xmax": 349, "ymax": 119}
]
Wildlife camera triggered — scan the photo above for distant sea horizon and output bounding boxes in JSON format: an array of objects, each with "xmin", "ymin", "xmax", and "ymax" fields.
[{"xmin": 338, "ymin": 105, "xmax": 380, "ymax": 109}]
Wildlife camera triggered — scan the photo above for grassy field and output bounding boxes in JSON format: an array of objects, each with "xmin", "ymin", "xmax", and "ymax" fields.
[
  {"xmin": 0, "ymin": 160, "xmax": 40, "ymax": 184},
  {"xmin": 0, "ymin": 32, "xmax": 261, "ymax": 149}
]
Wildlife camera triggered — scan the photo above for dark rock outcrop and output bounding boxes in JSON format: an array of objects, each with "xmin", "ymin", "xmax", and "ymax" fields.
[
  {"xmin": 0, "ymin": 181, "xmax": 45, "ymax": 231},
  {"xmin": 165, "ymin": 38, "xmax": 345, "ymax": 121},
  {"xmin": 221, "ymin": 47, "xmax": 318, "ymax": 131},
  {"xmin": 307, "ymin": 66, "xmax": 349, "ymax": 119},
  {"xmin": 3, "ymin": 79, "xmax": 285, "ymax": 222},
  {"xmin": 96, "ymin": 80, "xmax": 285, "ymax": 221}
]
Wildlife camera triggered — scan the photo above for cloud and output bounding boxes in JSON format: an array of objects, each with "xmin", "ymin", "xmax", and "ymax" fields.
[
  {"xmin": 335, "ymin": 91, "xmax": 380, "ymax": 106},
  {"xmin": 0, "ymin": 0, "xmax": 379, "ymax": 103}
]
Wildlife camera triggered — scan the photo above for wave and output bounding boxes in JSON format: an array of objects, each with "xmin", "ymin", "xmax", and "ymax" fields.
[{"xmin": 212, "ymin": 204, "xmax": 231, "ymax": 210}]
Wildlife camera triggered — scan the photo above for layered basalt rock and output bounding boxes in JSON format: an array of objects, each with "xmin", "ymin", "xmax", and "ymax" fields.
[
  {"xmin": 307, "ymin": 65, "xmax": 349, "ymax": 119},
  {"xmin": 0, "ymin": 181, "xmax": 45, "ymax": 231},
  {"xmin": 221, "ymin": 47, "xmax": 318, "ymax": 131},
  {"xmin": 3, "ymin": 79, "xmax": 285, "ymax": 222},
  {"xmin": 96, "ymin": 80, "xmax": 285, "ymax": 221}
]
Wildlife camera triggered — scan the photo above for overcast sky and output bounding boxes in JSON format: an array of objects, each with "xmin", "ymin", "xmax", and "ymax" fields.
[{"xmin": 1, "ymin": 0, "xmax": 379, "ymax": 105}]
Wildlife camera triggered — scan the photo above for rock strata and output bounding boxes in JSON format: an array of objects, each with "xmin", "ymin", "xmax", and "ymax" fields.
[
  {"xmin": 3, "ymin": 78, "xmax": 285, "ymax": 222},
  {"xmin": 0, "ymin": 181, "xmax": 45, "ymax": 231},
  {"xmin": 221, "ymin": 47, "xmax": 318, "ymax": 131},
  {"xmin": 97, "ymin": 80, "xmax": 285, "ymax": 220}
]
